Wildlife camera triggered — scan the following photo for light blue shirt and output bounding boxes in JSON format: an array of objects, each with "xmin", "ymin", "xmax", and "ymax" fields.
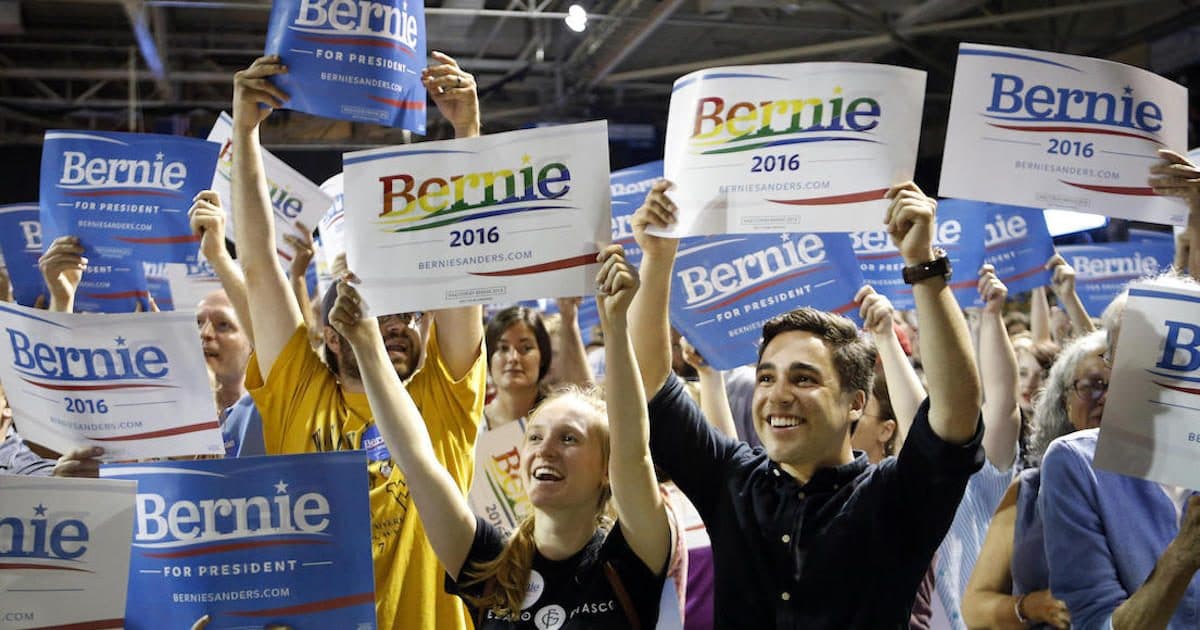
[
  {"xmin": 221, "ymin": 394, "xmax": 265, "ymax": 458},
  {"xmin": 1041, "ymin": 429, "xmax": 1200, "ymax": 630}
]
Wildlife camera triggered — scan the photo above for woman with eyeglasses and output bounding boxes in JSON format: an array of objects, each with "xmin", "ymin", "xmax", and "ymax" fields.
[{"xmin": 963, "ymin": 329, "xmax": 1108, "ymax": 629}]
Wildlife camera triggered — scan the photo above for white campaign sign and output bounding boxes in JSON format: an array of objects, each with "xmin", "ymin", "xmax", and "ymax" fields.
[
  {"xmin": 206, "ymin": 112, "xmax": 331, "ymax": 260},
  {"xmin": 0, "ymin": 476, "xmax": 135, "ymax": 630},
  {"xmin": 940, "ymin": 43, "xmax": 1188, "ymax": 225},
  {"xmin": 162, "ymin": 261, "xmax": 224, "ymax": 312},
  {"xmin": 343, "ymin": 121, "xmax": 611, "ymax": 313},
  {"xmin": 1094, "ymin": 282, "xmax": 1200, "ymax": 490},
  {"xmin": 0, "ymin": 302, "xmax": 222, "ymax": 460},
  {"xmin": 659, "ymin": 62, "xmax": 926, "ymax": 236}
]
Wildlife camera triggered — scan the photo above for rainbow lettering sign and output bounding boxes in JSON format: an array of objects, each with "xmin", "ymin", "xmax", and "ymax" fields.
[
  {"xmin": 1060, "ymin": 241, "xmax": 1176, "ymax": 317},
  {"xmin": 265, "ymin": 0, "xmax": 426, "ymax": 132},
  {"xmin": 0, "ymin": 476, "xmax": 136, "ymax": 630},
  {"xmin": 39, "ymin": 130, "xmax": 221, "ymax": 265},
  {"xmin": 1094, "ymin": 282, "xmax": 1200, "ymax": 490},
  {"xmin": 850, "ymin": 204, "xmax": 987, "ymax": 311},
  {"xmin": 343, "ymin": 121, "xmax": 611, "ymax": 313},
  {"xmin": 207, "ymin": 112, "xmax": 331, "ymax": 264},
  {"xmin": 669, "ymin": 232, "xmax": 864, "ymax": 370},
  {"xmin": 0, "ymin": 301, "xmax": 222, "ymax": 460},
  {"xmin": 101, "ymin": 451, "xmax": 376, "ymax": 629},
  {"xmin": 468, "ymin": 419, "xmax": 531, "ymax": 538},
  {"xmin": 941, "ymin": 43, "xmax": 1188, "ymax": 226},
  {"xmin": 0, "ymin": 203, "xmax": 48, "ymax": 307},
  {"xmin": 658, "ymin": 63, "xmax": 926, "ymax": 237}
]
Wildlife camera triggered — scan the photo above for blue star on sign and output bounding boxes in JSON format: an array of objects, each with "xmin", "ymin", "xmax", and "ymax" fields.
[
  {"xmin": 1123, "ymin": 85, "xmax": 1133, "ymax": 95},
  {"xmin": 114, "ymin": 336, "xmax": 126, "ymax": 346},
  {"xmin": 33, "ymin": 503, "xmax": 47, "ymax": 517}
]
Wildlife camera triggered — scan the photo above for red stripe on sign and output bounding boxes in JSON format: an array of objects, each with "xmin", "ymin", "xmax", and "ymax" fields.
[
  {"xmin": 0, "ymin": 562, "xmax": 92, "ymax": 572},
  {"xmin": 21, "ymin": 378, "xmax": 176, "ymax": 392},
  {"xmin": 1059, "ymin": 180, "xmax": 1158, "ymax": 196},
  {"xmin": 1005, "ymin": 264, "xmax": 1048, "ymax": 283},
  {"xmin": 115, "ymin": 234, "xmax": 202, "ymax": 245},
  {"xmin": 367, "ymin": 95, "xmax": 427, "ymax": 111},
  {"xmin": 226, "ymin": 592, "xmax": 375, "ymax": 617},
  {"xmin": 68, "ymin": 189, "xmax": 178, "ymax": 198},
  {"xmin": 832, "ymin": 301, "xmax": 857, "ymax": 315},
  {"xmin": 470, "ymin": 253, "xmax": 598, "ymax": 277},
  {"xmin": 298, "ymin": 35, "xmax": 414, "ymax": 56},
  {"xmin": 987, "ymin": 122, "xmax": 1162, "ymax": 144},
  {"xmin": 27, "ymin": 619, "xmax": 123, "ymax": 630},
  {"xmin": 767, "ymin": 188, "xmax": 889, "ymax": 206},
  {"xmin": 87, "ymin": 420, "xmax": 220, "ymax": 442},
  {"xmin": 82, "ymin": 290, "xmax": 150, "ymax": 300},
  {"xmin": 1154, "ymin": 381, "xmax": 1200, "ymax": 395},
  {"xmin": 143, "ymin": 538, "xmax": 329, "ymax": 559}
]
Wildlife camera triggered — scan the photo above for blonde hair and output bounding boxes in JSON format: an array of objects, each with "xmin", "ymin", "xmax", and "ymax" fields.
[{"xmin": 461, "ymin": 385, "xmax": 613, "ymax": 618}]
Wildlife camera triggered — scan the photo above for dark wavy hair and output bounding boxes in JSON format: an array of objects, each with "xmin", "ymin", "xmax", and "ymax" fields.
[{"xmin": 759, "ymin": 307, "xmax": 875, "ymax": 396}]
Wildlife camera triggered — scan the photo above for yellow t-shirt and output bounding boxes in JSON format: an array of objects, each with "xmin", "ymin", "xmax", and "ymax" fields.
[{"xmin": 246, "ymin": 322, "xmax": 485, "ymax": 630}]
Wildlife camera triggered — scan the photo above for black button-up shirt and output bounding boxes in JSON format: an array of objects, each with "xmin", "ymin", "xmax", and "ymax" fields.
[{"xmin": 647, "ymin": 374, "xmax": 984, "ymax": 629}]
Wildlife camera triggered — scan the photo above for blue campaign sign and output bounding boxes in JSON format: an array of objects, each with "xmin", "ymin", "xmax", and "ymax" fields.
[
  {"xmin": 669, "ymin": 232, "xmax": 864, "ymax": 370},
  {"xmin": 850, "ymin": 206, "xmax": 987, "ymax": 311},
  {"xmin": 73, "ymin": 257, "xmax": 151, "ymax": 314},
  {"xmin": 265, "ymin": 0, "xmax": 427, "ymax": 132},
  {"xmin": 0, "ymin": 203, "xmax": 48, "ymax": 306},
  {"xmin": 39, "ymin": 131, "xmax": 220, "ymax": 264},
  {"xmin": 941, "ymin": 199, "xmax": 1054, "ymax": 296},
  {"xmin": 101, "ymin": 451, "xmax": 376, "ymax": 629},
  {"xmin": 144, "ymin": 262, "xmax": 176, "ymax": 311},
  {"xmin": 1060, "ymin": 241, "xmax": 1177, "ymax": 316},
  {"xmin": 610, "ymin": 160, "xmax": 663, "ymax": 269}
]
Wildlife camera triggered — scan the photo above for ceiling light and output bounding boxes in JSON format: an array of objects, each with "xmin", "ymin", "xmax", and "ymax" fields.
[{"xmin": 565, "ymin": 4, "xmax": 587, "ymax": 32}]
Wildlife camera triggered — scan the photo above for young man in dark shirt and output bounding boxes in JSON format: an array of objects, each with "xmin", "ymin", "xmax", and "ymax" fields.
[{"xmin": 628, "ymin": 181, "xmax": 985, "ymax": 628}]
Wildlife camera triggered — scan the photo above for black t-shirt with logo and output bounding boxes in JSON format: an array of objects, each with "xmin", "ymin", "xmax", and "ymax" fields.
[{"xmin": 445, "ymin": 516, "xmax": 664, "ymax": 629}]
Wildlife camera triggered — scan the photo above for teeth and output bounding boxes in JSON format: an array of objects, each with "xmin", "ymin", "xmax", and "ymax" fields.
[
  {"xmin": 533, "ymin": 466, "xmax": 563, "ymax": 481},
  {"xmin": 770, "ymin": 416, "xmax": 802, "ymax": 428}
]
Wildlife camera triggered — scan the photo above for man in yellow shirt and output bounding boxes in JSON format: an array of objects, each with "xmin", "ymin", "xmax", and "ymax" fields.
[{"xmin": 230, "ymin": 54, "xmax": 486, "ymax": 630}]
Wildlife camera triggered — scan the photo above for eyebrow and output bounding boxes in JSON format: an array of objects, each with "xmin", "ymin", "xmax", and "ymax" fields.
[{"xmin": 758, "ymin": 361, "xmax": 822, "ymax": 373}]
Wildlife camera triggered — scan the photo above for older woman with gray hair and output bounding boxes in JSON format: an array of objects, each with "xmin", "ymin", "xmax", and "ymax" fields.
[{"xmin": 963, "ymin": 330, "xmax": 1108, "ymax": 629}]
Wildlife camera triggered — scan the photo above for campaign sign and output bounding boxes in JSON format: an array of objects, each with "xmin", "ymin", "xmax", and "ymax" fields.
[
  {"xmin": 949, "ymin": 201, "xmax": 1056, "ymax": 295},
  {"xmin": 660, "ymin": 62, "xmax": 925, "ymax": 237},
  {"xmin": 315, "ymin": 173, "xmax": 345, "ymax": 297},
  {"xmin": 264, "ymin": 0, "xmax": 427, "ymax": 132},
  {"xmin": 669, "ymin": 232, "xmax": 864, "ymax": 370},
  {"xmin": 940, "ymin": 43, "xmax": 1188, "ymax": 225},
  {"xmin": 469, "ymin": 420, "xmax": 531, "ymax": 539},
  {"xmin": 163, "ymin": 262, "xmax": 224, "ymax": 312},
  {"xmin": 1060, "ymin": 241, "xmax": 1176, "ymax": 316},
  {"xmin": 0, "ymin": 302, "xmax": 222, "ymax": 460},
  {"xmin": 0, "ymin": 476, "xmax": 136, "ymax": 630},
  {"xmin": 100, "ymin": 452, "xmax": 377, "ymax": 629},
  {"xmin": 39, "ymin": 131, "xmax": 221, "ymax": 264},
  {"xmin": 206, "ymin": 112, "xmax": 332, "ymax": 263},
  {"xmin": 0, "ymin": 203, "xmax": 47, "ymax": 307},
  {"xmin": 143, "ymin": 262, "xmax": 176, "ymax": 311},
  {"xmin": 849, "ymin": 204, "xmax": 988, "ymax": 310},
  {"xmin": 1094, "ymin": 282, "xmax": 1200, "ymax": 490},
  {"xmin": 73, "ymin": 256, "xmax": 151, "ymax": 314},
  {"xmin": 343, "ymin": 121, "xmax": 611, "ymax": 313}
]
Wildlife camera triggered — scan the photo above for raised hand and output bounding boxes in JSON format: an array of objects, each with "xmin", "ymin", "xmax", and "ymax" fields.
[
  {"xmin": 189, "ymin": 190, "xmax": 228, "ymax": 264},
  {"xmin": 53, "ymin": 445, "xmax": 103, "ymax": 478},
  {"xmin": 596, "ymin": 244, "xmax": 640, "ymax": 326},
  {"xmin": 855, "ymin": 285, "xmax": 897, "ymax": 335},
  {"xmin": 1148, "ymin": 149, "xmax": 1200, "ymax": 201},
  {"xmin": 422, "ymin": 51, "xmax": 479, "ymax": 138},
  {"xmin": 0, "ymin": 266, "xmax": 11, "ymax": 303},
  {"xmin": 286, "ymin": 221, "xmax": 315, "ymax": 279},
  {"xmin": 977, "ymin": 264, "xmax": 1008, "ymax": 315},
  {"xmin": 38, "ymin": 235, "xmax": 86, "ymax": 312},
  {"xmin": 555, "ymin": 296, "xmax": 581, "ymax": 322},
  {"xmin": 1044, "ymin": 254, "xmax": 1078, "ymax": 299},
  {"xmin": 327, "ymin": 274, "xmax": 380, "ymax": 348},
  {"xmin": 884, "ymin": 181, "xmax": 937, "ymax": 266},
  {"xmin": 631, "ymin": 180, "xmax": 680, "ymax": 260},
  {"xmin": 678, "ymin": 335, "xmax": 711, "ymax": 372},
  {"xmin": 232, "ymin": 55, "xmax": 289, "ymax": 131}
]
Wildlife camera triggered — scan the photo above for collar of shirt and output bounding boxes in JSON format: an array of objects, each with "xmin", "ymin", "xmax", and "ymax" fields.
[{"xmin": 767, "ymin": 451, "xmax": 870, "ymax": 495}]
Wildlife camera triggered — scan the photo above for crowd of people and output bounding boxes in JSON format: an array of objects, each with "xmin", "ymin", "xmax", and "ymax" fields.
[{"xmin": 4, "ymin": 49, "xmax": 1200, "ymax": 630}]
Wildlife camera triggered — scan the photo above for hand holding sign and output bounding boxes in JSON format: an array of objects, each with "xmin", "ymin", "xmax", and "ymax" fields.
[
  {"xmin": 52, "ymin": 445, "xmax": 104, "ymax": 478},
  {"xmin": 38, "ymin": 235, "xmax": 86, "ymax": 313},
  {"xmin": 855, "ymin": 285, "xmax": 896, "ymax": 336},
  {"xmin": 328, "ymin": 274, "xmax": 380, "ymax": 349},
  {"xmin": 1148, "ymin": 149, "xmax": 1200, "ymax": 200},
  {"xmin": 233, "ymin": 55, "xmax": 289, "ymax": 131},
  {"xmin": 285, "ymin": 221, "xmax": 315, "ymax": 279},
  {"xmin": 884, "ymin": 182, "xmax": 937, "ymax": 265},
  {"xmin": 633, "ymin": 180, "xmax": 680, "ymax": 260},
  {"xmin": 422, "ymin": 51, "xmax": 479, "ymax": 137},
  {"xmin": 977, "ymin": 264, "xmax": 1008, "ymax": 315},
  {"xmin": 188, "ymin": 191, "xmax": 228, "ymax": 265},
  {"xmin": 0, "ymin": 266, "xmax": 11, "ymax": 303},
  {"xmin": 596, "ymin": 244, "xmax": 639, "ymax": 326},
  {"xmin": 1045, "ymin": 254, "xmax": 1078, "ymax": 299}
]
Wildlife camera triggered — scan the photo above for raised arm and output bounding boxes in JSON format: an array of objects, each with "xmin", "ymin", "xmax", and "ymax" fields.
[
  {"xmin": 1110, "ymin": 496, "xmax": 1200, "ymax": 629},
  {"xmin": 1149, "ymin": 148, "xmax": 1200, "ymax": 279},
  {"xmin": 856, "ymin": 285, "xmax": 924, "ymax": 446},
  {"xmin": 550, "ymin": 297, "xmax": 595, "ymax": 387},
  {"xmin": 628, "ymin": 181, "xmax": 680, "ymax": 398},
  {"xmin": 1044, "ymin": 254, "xmax": 1095, "ymax": 337},
  {"xmin": 189, "ymin": 191, "xmax": 254, "ymax": 344},
  {"xmin": 596, "ymin": 244, "xmax": 670, "ymax": 573},
  {"xmin": 230, "ymin": 56, "xmax": 303, "ymax": 376},
  {"xmin": 38, "ymin": 235, "xmax": 85, "ymax": 313},
  {"xmin": 285, "ymin": 221, "xmax": 317, "ymax": 338},
  {"xmin": 1029, "ymin": 287, "xmax": 1052, "ymax": 344},
  {"xmin": 976, "ymin": 265, "xmax": 1020, "ymax": 469},
  {"xmin": 328, "ymin": 276, "xmax": 477, "ymax": 579},
  {"xmin": 678, "ymin": 336, "xmax": 738, "ymax": 439},
  {"xmin": 886, "ymin": 182, "xmax": 981, "ymax": 444}
]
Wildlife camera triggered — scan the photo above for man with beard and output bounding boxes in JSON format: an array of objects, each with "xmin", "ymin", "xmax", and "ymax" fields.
[{"xmin": 229, "ymin": 54, "xmax": 486, "ymax": 630}]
